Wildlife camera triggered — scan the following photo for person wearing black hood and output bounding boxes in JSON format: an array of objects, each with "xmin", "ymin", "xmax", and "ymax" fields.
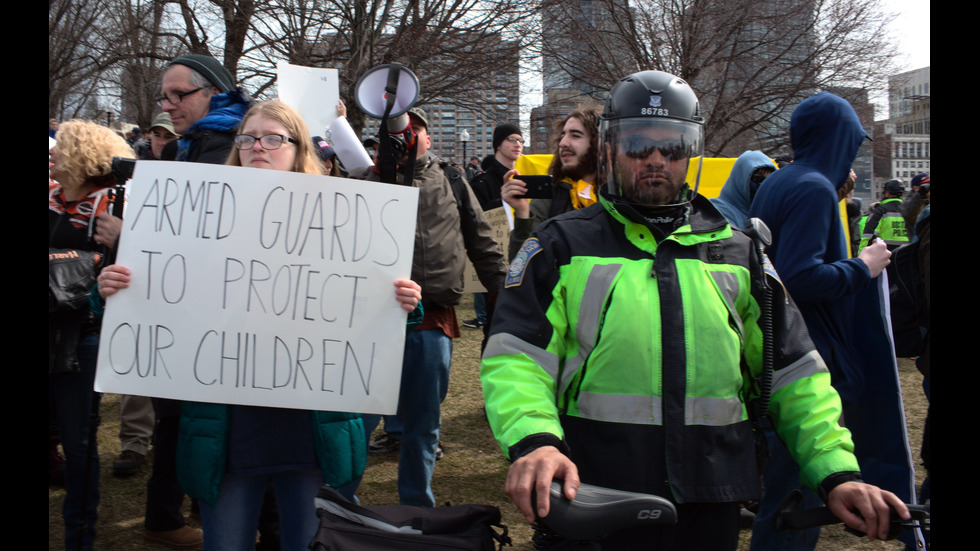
[
  {"xmin": 902, "ymin": 172, "xmax": 930, "ymax": 230},
  {"xmin": 463, "ymin": 123, "xmax": 523, "ymax": 329}
]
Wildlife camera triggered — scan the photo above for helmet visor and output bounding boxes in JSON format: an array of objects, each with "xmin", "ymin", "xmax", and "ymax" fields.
[{"xmin": 600, "ymin": 117, "xmax": 704, "ymax": 207}]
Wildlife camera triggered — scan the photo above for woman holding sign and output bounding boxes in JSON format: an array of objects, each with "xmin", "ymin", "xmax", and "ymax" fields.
[{"xmin": 98, "ymin": 101, "xmax": 422, "ymax": 551}]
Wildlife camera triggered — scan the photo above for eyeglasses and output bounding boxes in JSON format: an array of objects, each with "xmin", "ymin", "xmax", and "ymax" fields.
[
  {"xmin": 156, "ymin": 87, "xmax": 205, "ymax": 106},
  {"xmin": 504, "ymin": 136, "xmax": 525, "ymax": 145},
  {"xmin": 620, "ymin": 135, "xmax": 691, "ymax": 160},
  {"xmin": 234, "ymin": 134, "xmax": 299, "ymax": 150}
]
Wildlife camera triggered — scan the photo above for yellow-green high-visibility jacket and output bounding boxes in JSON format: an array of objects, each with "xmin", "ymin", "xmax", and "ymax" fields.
[
  {"xmin": 859, "ymin": 198, "xmax": 909, "ymax": 251},
  {"xmin": 481, "ymin": 193, "xmax": 859, "ymax": 504}
]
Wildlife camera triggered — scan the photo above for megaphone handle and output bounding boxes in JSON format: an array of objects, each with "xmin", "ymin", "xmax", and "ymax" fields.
[{"xmin": 384, "ymin": 63, "xmax": 403, "ymax": 116}]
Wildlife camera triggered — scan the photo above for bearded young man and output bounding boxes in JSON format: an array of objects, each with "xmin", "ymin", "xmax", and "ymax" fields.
[{"xmin": 502, "ymin": 104, "xmax": 602, "ymax": 259}]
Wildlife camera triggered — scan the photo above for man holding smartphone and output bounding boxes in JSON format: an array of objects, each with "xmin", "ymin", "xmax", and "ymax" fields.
[
  {"xmin": 464, "ymin": 123, "xmax": 525, "ymax": 329},
  {"xmin": 503, "ymin": 104, "xmax": 602, "ymax": 259}
]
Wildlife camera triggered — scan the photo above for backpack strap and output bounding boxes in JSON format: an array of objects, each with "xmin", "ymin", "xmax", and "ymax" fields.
[
  {"xmin": 314, "ymin": 485, "xmax": 421, "ymax": 534},
  {"xmin": 440, "ymin": 160, "xmax": 480, "ymax": 249}
]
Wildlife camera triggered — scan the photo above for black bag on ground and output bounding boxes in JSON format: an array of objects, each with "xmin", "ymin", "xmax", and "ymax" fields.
[{"xmin": 311, "ymin": 485, "xmax": 511, "ymax": 550}]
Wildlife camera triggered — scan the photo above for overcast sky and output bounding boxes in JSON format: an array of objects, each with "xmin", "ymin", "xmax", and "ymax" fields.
[{"xmin": 884, "ymin": 0, "xmax": 931, "ymax": 71}]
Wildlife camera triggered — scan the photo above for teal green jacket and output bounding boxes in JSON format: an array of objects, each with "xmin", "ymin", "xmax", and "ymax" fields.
[
  {"xmin": 177, "ymin": 304, "xmax": 423, "ymax": 507},
  {"xmin": 482, "ymin": 193, "xmax": 857, "ymax": 503},
  {"xmin": 177, "ymin": 405, "xmax": 365, "ymax": 507}
]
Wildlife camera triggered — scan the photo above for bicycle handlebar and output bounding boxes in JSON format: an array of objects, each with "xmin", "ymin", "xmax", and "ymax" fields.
[
  {"xmin": 774, "ymin": 490, "xmax": 930, "ymax": 540},
  {"xmin": 532, "ymin": 481, "xmax": 677, "ymax": 541}
]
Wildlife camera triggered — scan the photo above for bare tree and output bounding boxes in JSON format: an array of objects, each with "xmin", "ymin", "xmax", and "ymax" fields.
[
  {"xmin": 235, "ymin": 0, "xmax": 538, "ymax": 136},
  {"xmin": 49, "ymin": 0, "xmax": 116, "ymax": 120},
  {"xmin": 101, "ymin": 0, "xmax": 179, "ymax": 129},
  {"xmin": 49, "ymin": 0, "xmax": 218, "ymax": 127},
  {"xmin": 50, "ymin": 0, "xmax": 538, "ymax": 136},
  {"xmin": 535, "ymin": 0, "xmax": 900, "ymax": 156}
]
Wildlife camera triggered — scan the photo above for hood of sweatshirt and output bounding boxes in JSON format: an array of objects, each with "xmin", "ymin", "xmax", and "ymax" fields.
[{"xmin": 788, "ymin": 91, "xmax": 867, "ymax": 190}]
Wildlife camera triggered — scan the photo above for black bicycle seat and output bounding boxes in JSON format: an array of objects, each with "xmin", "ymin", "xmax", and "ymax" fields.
[{"xmin": 534, "ymin": 481, "xmax": 677, "ymax": 541}]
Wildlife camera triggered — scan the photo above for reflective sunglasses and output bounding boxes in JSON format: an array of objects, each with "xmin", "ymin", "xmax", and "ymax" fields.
[{"xmin": 620, "ymin": 135, "xmax": 692, "ymax": 160}]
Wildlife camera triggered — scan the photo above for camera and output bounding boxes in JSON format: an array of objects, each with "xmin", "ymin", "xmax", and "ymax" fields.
[
  {"xmin": 111, "ymin": 157, "xmax": 137, "ymax": 181},
  {"xmin": 917, "ymin": 183, "xmax": 930, "ymax": 198},
  {"xmin": 109, "ymin": 157, "xmax": 137, "ymax": 219}
]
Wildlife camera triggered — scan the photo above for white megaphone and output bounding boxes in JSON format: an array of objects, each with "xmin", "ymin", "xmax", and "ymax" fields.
[{"xmin": 354, "ymin": 63, "xmax": 420, "ymax": 137}]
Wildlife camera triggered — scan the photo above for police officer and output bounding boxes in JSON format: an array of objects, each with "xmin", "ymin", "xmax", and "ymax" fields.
[
  {"xmin": 480, "ymin": 70, "xmax": 908, "ymax": 550},
  {"xmin": 859, "ymin": 179, "xmax": 909, "ymax": 251}
]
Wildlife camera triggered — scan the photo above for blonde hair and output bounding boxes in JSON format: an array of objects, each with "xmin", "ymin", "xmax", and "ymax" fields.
[
  {"xmin": 53, "ymin": 120, "xmax": 136, "ymax": 189},
  {"xmin": 226, "ymin": 101, "xmax": 323, "ymax": 175}
]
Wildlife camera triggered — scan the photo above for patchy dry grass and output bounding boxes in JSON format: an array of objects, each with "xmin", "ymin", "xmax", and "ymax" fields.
[{"xmin": 49, "ymin": 295, "xmax": 927, "ymax": 550}]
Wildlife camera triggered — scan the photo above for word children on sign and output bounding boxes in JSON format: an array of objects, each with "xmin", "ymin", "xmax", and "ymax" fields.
[{"xmin": 95, "ymin": 160, "xmax": 419, "ymax": 415}]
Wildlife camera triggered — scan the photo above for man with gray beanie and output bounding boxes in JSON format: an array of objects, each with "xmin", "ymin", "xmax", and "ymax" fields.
[{"xmin": 158, "ymin": 53, "xmax": 250, "ymax": 163}]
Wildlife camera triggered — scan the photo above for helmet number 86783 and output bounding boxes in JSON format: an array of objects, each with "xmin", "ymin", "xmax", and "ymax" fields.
[{"xmin": 640, "ymin": 108, "xmax": 670, "ymax": 116}]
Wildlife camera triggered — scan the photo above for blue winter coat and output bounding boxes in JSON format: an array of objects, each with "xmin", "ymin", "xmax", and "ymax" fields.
[
  {"xmin": 174, "ymin": 89, "xmax": 250, "ymax": 164},
  {"xmin": 748, "ymin": 92, "xmax": 917, "ymax": 513},
  {"xmin": 749, "ymin": 91, "xmax": 870, "ymax": 404},
  {"xmin": 710, "ymin": 150, "xmax": 777, "ymax": 231}
]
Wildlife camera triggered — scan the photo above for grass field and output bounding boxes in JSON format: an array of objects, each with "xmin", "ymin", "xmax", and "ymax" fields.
[{"xmin": 49, "ymin": 294, "xmax": 927, "ymax": 550}]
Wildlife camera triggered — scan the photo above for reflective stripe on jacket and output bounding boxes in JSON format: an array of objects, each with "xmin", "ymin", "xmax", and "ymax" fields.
[{"xmin": 859, "ymin": 198, "xmax": 909, "ymax": 251}]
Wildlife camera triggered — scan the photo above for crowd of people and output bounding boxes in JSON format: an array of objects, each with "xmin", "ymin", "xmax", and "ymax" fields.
[{"xmin": 49, "ymin": 55, "xmax": 930, "ymax": 551}]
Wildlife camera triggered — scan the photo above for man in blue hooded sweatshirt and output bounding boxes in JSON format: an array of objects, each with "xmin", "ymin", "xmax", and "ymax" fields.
[
  {"xmin": 748, "ymin": 92, "xmax": 919, "ymax": 550},
  {"xmin": 710, "ymin": 150, "xmax": 777, "ymax": 231}
]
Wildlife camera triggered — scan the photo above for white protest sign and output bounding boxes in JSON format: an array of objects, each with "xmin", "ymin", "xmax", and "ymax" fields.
[
  {"xmin": 95, "ymin": 161, "xmax": 419, "ymax": 415},
  {"xmin": 277, "ymin": 62, "xmax": 340, "ymax": 136},
  {"xmin": 277, "ymin": 61, "xmax": 374, "ymax": 172},
  {"xmin": 462, "ymin": 207, "xmax": 510, "ymax": 293}
]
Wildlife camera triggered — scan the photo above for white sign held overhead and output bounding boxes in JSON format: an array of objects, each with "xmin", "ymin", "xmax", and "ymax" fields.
[
  {"xmin": 276, "ymin": 62, "xmax": 340, "ymax": 136},
  {"xmin": 95, "ymin": 160, "xmax": 419, "ymax": 415},
  {"xmin": 277, "ymin": 61, "xmax": 374, "ymax": 171}
]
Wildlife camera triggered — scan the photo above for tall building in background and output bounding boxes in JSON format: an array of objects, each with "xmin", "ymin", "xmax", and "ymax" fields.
[
  {"xmin": 530, "ymin": 0, "xmax": 630, "ymax": 153},
  {"xmin": 872, "ymin": 66, "xmax": 930, "ymax": 201}
]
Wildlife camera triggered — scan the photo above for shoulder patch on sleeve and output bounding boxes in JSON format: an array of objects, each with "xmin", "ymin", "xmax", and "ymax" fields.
[
  {"xmin": 762, "ymin": 253, "xmax": 781, "ymax": 283},
  {"xmin": 506, "ymin": 238, "xmax": 544, "ymax": 288}
]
